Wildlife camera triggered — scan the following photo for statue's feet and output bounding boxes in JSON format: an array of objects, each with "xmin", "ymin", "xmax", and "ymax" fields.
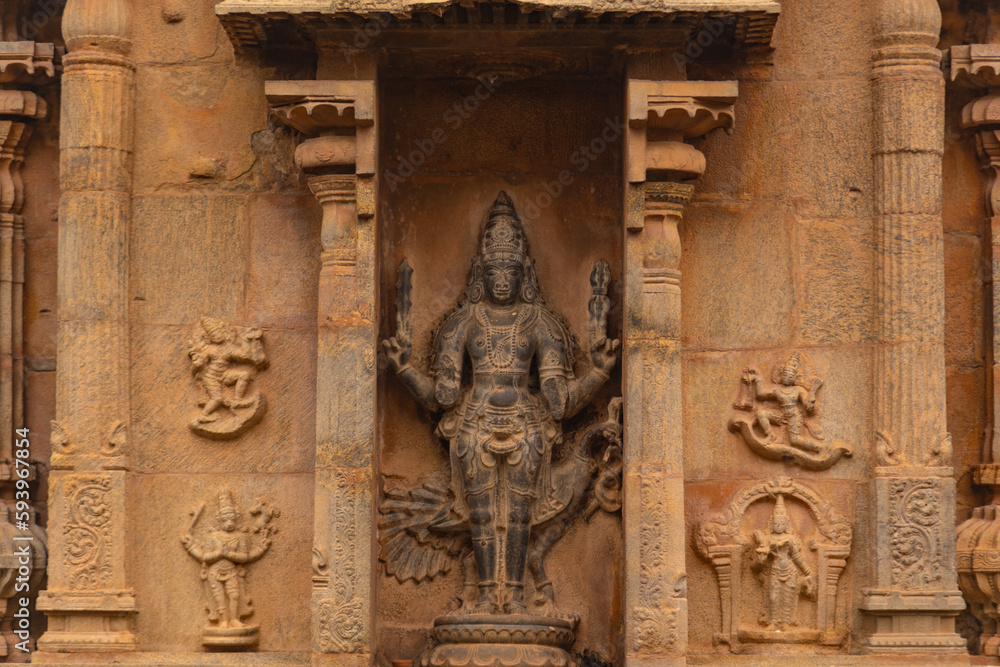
[
  {"xmin": 532, "ymin": 597, "xmax": 578, "ymax": 623},
  {"xmin": 198, "ymin": 413, "xmax": 219, "ymax": 424},
  {"xmin": 504, "ymin": 599, "xmax": 527, "ymax": 615},
  {"xmin": 471, "ymin": 600, "xmax": 499, "ymax": 615},
  {"xmin": 471, "ymin": 583, "xmax": 499, "ymax": 615}
]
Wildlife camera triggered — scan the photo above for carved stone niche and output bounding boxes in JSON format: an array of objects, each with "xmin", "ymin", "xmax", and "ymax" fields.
[{"xmin": 695, "ymin": 476, "xmax": 853, "ymax": 653}]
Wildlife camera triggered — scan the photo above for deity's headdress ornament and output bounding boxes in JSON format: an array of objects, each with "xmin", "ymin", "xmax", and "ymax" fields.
[
  {"xmin": 782, "ymin": 352, "xmax": 801, "ymax": 376},
  {"xmin": 481, "ymin": 191, "xmax": 527, "ymax": 266},
  {"xmin": 201, "ymin": 317, "xmax": 233, "ymax": 341},
  {"xmin": 770, "ymin": 495, "xmax": 789, "ymax": 531},
  {"xmin": 218, "ymin": 489, "xmax": 239, "ymax": 519}
]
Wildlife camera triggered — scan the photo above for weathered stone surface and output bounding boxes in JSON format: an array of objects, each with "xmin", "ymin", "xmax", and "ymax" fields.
[
  {"xmin": 132, "ymin": 472, "xmax": 313, "ymax": 652},
  {"xmin": 131, "ymin": 195, "xmax": 248, "ymax": 325},
  {"xmin": 132, "ymin": 65, "xmax": 265, "ymax": 192},
  {"xmin": 12, "ymin": 0, "xmax": 1000, "ymax": 662},
  {"xmin": 130, "ymin": 323, "xmax": 316, "ymax": 473}
]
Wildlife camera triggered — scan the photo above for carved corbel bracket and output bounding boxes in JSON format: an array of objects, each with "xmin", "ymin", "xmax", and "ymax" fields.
[
  {"xmin": 626, "ymin": 80, "xmax": 736, "ymax": 181},
  {"xmin": 266, "ymin": 80, "xmax": 376, "ymax": 278},
  {"xmin": 951, "ymin": 44, "xmax": 1000, "ymax": 90},
  {"xmin": 266, "ymin": 80, "xmax": 376, "ymax": 178},
  {"xmin": 0, "ymin": 41, "xmax": 56, "ymax": 84},
  {"xmin": 624, "ymin": 79, "xmax": 736, "ymax": 232}
]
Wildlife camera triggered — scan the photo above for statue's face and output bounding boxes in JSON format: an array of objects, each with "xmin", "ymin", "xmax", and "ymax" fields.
[
  {"xmin": 220, "ymin": 514, "xmax": 237, "ymax": 531},
  {"xmin": 773, "ymin": 517, "xmax": 789, "ymax": 534},
  {"xmin": 206, "ymin": 328, "xmax": 227, "ymax": 345},
  {"xmin": 484, "ymin": 259, "xmax": 523, "ymax": 306},
  {"xmin": 780, "ymin": 367, "xmax": 796, "ymax": 385}
]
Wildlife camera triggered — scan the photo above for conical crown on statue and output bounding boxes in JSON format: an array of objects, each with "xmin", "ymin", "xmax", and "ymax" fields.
[
  {"xmin": 481, "ymin": 191, "xmax": 526, "ymax": 266},
  {"xmin": 218, "ymin": 489, "xmax": 239, "ymax": 519},
  {"xmin": 770, "ymin": 494, "xmax": 789, "ymax": 530}
]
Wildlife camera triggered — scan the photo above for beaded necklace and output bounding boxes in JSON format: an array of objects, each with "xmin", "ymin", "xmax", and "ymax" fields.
[{"xmin": 475, "ymin": 304, "xmax": 530, "ymax": 370}]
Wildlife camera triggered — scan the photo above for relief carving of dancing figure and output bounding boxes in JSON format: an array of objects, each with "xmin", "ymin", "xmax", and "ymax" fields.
[
  {"xmin": 729, "ymin": 351, "xmax": 852, "ymax": 471},
  {"xmin": 181, "ymin": 490, "xmax": 279, "ymax": 649},
  {"xmin": 186, "ymin": 317, "xmax": 268, "ymax": 440},
  {"xmin": 751, "ymin": 495, "xmax": 815, "ymax": 631},
  {"xmin": 379, "ymin": 192, "xmax": 623, "ymax": 627}
]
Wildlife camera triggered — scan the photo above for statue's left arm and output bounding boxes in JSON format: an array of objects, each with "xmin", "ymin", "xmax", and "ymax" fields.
[{"xmin": 536, "ymin": 310, "xmax": 618, "ymax": 420}]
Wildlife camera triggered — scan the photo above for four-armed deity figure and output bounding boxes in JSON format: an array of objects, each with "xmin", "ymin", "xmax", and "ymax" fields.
[
  {"xmin": 730, "ymin": 351, "xmax": 852, "ymax": 471},
  {"xmin": 751, "ymin": 495, "xmax": 815, "ymax": 631},
  {"xmin": 181, "ymin": 490, "xmax": 277, "ymax": 645},
  {"xmin": 382, "ymin": 192, "xmax": 619, "ymax": 615}
]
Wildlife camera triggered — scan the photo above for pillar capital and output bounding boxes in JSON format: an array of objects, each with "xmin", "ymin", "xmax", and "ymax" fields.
[
  {"xmin": 625, "ymin": 79, "xmax": 736, "ymax": 184},
  {"xmin": 266, "ymin": 79, "xmax": 376, "ymax": 176}
]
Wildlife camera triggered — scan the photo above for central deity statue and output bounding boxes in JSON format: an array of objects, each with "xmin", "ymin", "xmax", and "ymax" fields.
[{"xmin": 381, "ymin": 191, "xmax": 621, "ymax": 625}]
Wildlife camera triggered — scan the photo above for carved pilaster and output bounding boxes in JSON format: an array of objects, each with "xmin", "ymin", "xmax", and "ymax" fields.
[
  {"xmin": 862, "ymin": 0, "xmax": 965, "ymax": 651},
  {"xmin": 950, "ymin": 42, "xmax": 1000, "ymax": 658},
  {"xmin": 37, "ymin": 0, "xmax": 137, "ymax": 653},
  {"xmin": 0, "ymin": 7, "xmax": 53, "ymax": 659},
  {"xmin": 622, "ymin": 74, "xmax": 736, "ymax": 665},
  {"xmin": 267, "ymin": 77, "xmax": 377, "ymax": 666}
]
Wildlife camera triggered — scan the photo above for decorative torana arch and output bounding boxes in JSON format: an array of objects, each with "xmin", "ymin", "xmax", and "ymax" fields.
[{"xmin": 695, "ymin": 476, "xmax": 853, "ymax": 651}]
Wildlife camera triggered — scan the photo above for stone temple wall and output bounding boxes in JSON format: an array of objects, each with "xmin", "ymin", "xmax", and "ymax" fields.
[{"xmin": 5, "ymin": 0, "xmax": 1000, "ymax": 664}]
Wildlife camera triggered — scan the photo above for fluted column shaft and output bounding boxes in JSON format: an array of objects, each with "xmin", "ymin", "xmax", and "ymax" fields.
[
  {"xmin": 861, "ymin": 0, "xmax": 966, "ymax": 653},
  {"xmin": 36, "ymin": 0, "xmax": 137, "ymax": 653}
]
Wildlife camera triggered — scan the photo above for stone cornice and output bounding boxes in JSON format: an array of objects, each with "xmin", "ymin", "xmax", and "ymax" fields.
[{"xmin": 216, "ymin": 0, "xmax": 778, "ymax": 54}]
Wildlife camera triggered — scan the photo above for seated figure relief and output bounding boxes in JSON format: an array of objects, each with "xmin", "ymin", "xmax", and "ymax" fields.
[
  {"xmin": 379, "ymin": 192, "xmax": 624, "ymax": 629},
  {"xmin": 729, "ymin": 351, "xmax": 853, "ymax": 471}
]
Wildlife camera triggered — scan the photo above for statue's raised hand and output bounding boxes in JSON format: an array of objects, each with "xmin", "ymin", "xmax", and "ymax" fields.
[
  {"xmin": 591, "ymin": 337, "xmax": 620, "ymax": 376},
  {"xmin": 381, "ymin": 336, "xmax": 412, "ymax": 373}
]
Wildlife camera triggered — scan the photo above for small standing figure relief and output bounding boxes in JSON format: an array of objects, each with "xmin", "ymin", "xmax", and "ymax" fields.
[
  {"xmin": 181, "ymin": 490, "xmax": 279, "ymax": 649},
  {"xmin": 751, "ymin": 495, "xmax": 815, "ymax": 631},
  {"xmin": 729, "ymin": 351, "xmax": 852, "ymax": 471},
  {"xmin": 186, "ymin": 317, "xmax": 268, "ymax": 440}
]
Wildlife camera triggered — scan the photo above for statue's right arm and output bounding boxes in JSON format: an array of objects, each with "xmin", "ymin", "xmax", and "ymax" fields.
[
  {"xmin": 752, "ymin": 374, "xmax": 777, "ymax": 401},
  {"xmin": 382, "ymin": 335, "xmax": 439, "ymax": 410}
]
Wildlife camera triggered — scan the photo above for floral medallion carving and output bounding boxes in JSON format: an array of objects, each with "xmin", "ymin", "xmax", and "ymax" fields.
[
  {"xmin": 729, "ymin": 351, "xmax": 853, "ymax": 470},
  {"xmin": 696, "ymin": 476, "xmax": 852, "ymax": 651},
  {"xmin": 186, "ymin": 317, "xmax": 269, "ymax": 440}
]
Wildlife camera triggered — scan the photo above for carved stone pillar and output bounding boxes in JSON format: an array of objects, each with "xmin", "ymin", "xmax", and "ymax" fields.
[
  {"xmin": 622, "ymin": 77, "xmax": 735, "ymax": 665},
  {"xmin": 860, "ymin": 0, "xmax": 966, "ymax": 653},
  {"xmin": 950, "ymin": 43, "xmax": 1000, "ymax": 657},
  {"xmin": 36, "ymin": 0, "xmax": 138, "ymax": 653},
  {"xmin": 0, "ymin": 10, "xmax": 53, "ymax": 658},
  {"xmin": 266, "ymin": 78, "xmax": 377, "ymax": 666}
]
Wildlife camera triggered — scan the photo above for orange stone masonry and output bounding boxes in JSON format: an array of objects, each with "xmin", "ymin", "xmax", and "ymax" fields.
[{"xmin": 10, "ymin": 0, "xmax": 1000, "ymax": 665}]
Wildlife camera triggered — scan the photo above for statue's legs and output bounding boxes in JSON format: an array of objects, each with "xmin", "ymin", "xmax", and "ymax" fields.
[
  {"xmin": 788, "ymin": 421, "xmax": 823, "ymax": 453},
  {"xmin": 227, "ymin": 369, "xmax": 254, "ymax": 408},
  {"xmin": 468, "ymin": 489, "xmax": 499, "ymax": 614},
  {"xmin": 207, "ymin": 577, "xmax": 229, "ymax": 626},
  {"xmin": 504, "ymin": 490, "xmax": 532, "ymax": 614},
  {"xmin": 503, "ymin": 433, "xmax": 543, "ymax": 614},
  {"xmin": 224, "ymin": 577, "xmax": 243, "ymax": 627},
  {"xmin": 765, "ymin": 575, "xmax": 780, "ymax": 629}
]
